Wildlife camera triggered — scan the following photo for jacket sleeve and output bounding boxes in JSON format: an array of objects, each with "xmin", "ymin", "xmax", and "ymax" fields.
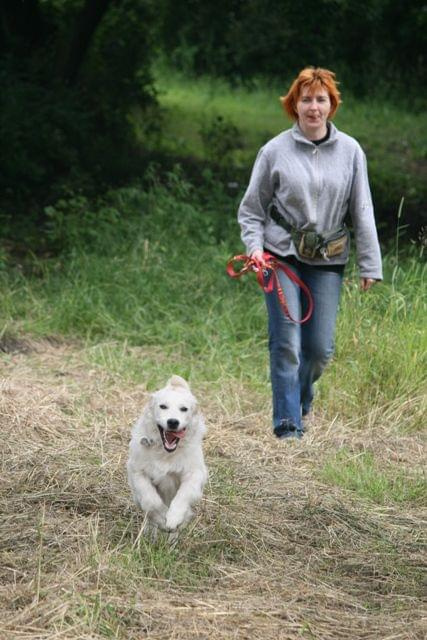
[
  {"xmin": 349, "ymin": 146, "xmax": 383, "ymax": 280},
  {"xmin": 237, "ymin": 148, "xmax": 275, "ymax": 255}
]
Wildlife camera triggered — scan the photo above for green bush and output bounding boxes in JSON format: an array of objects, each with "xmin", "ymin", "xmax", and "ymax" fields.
[{"xmin": 199, "ymin": 115, "xmax": 244, "ymax": 168}]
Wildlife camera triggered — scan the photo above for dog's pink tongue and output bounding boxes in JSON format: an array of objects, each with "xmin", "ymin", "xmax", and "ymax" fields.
[{"xmin": 165, "ymin": 429, "xmax": 186, "ymax": 444}]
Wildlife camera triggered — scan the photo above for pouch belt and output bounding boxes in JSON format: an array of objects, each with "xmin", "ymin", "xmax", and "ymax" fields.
[
  {"xmin": 269, "ymin": 205, "xmax": 346, "ymax": 259},
  {"xmin": 269, "ymin": 205, "xmax": 294, "ymax": 235}
]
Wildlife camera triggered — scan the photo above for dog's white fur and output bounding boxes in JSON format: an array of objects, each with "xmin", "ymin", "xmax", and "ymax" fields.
[{"xmin": 127, "ymin": 375, "xmax": 208, "ymax": 533}]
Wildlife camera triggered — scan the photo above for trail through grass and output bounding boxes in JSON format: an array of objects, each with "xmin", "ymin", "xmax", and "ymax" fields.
[
  {"xmin": 1, "ymin": 168, "xmax": 426, "ymax": 638},
  {"xmin": 0, "ymin": 338, "xmax": 425, "ymax": 639}
]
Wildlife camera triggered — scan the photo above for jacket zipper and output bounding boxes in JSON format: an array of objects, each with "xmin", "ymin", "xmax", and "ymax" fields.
[{"xmin": 312, "ymin": 146, "xmax": 319, "ymax": 226}]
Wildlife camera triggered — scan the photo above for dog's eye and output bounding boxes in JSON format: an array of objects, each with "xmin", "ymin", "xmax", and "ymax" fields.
[
  {"xmin": 180, "ymin": 406, "xmax": 188, "ymax": 412},
  {"xmin": 159, "ymin": 404, "xmax": 168, "ymax": 410}
]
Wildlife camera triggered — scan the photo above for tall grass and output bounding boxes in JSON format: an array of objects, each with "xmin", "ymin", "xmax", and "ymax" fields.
[
  {"xmin": 1, "ymin": 171, "xmax": 425, "ymax": 429},
  {"xmin": 322, "ymin": 252, "xmax": 426, "ymax": 432}
]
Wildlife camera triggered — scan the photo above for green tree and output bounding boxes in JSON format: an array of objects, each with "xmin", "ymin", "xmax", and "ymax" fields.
[
  {"xmin": 0, "ymin": 0, "xmax": 160, "ymax": 220},
  {"xmin": 160, "ymin": 0, "xmax": 426, "ymax": 93}
]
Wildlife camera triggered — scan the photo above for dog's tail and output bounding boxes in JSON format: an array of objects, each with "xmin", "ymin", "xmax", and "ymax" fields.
[{"xmin": 167, "ymin": 375, "xmax": 190, "ymax": 390}]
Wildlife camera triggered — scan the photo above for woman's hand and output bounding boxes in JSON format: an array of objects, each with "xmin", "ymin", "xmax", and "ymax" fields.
[
  {"xmin": 251, "ymin": 249, "xmax": 266, "ymax": 268},
  {"xmin": 360, "ymin": 278, "xmax": 376, "ymax": 291}
]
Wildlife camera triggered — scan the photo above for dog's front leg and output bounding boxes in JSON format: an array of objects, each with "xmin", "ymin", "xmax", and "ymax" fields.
[
  {"xmin": 128, "ymin": 467, "xmax": 168, "ymax": 529},
  {"xmin": 165, "ymin": 470, "xmax": 206, "ymax": 531}
]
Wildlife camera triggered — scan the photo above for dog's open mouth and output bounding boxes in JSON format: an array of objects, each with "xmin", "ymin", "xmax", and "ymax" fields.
[{"xmin": 157, "ymin": 425, "xmax": 186, "ymax": 453}]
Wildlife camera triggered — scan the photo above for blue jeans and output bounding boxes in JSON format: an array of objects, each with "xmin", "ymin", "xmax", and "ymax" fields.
[{"xmin": 264, "ymin": 258, "xmax": 344, "ymax": 435}]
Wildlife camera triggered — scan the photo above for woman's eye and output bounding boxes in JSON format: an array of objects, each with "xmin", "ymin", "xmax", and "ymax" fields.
[
  {"xmin": 180, "ymin": 407, "xmax": 188, "ymax": 412},
  {"xmin": 159, "ymin": 404, "xmax": 167, "ymax": 410}
]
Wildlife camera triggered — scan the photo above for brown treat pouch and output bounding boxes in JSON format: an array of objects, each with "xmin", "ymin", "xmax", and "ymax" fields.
[
  {"xmin": 323, "ymin": 227, "xmax": 349, "ymax": 258},
  {"xmin": 292, "ymin": 226, "xmax": 348, "ymax": 260}
]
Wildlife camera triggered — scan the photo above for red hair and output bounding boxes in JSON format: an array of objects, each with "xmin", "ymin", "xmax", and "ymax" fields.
[{"xmin": 280, "ymin": 67, "xmax": 342, "ymax": 120}]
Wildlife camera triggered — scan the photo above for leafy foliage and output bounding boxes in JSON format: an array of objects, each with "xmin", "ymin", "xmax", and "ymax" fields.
[
  {"xmin": 161, "ymin": 0, "xmax": 427, "ymax": 97},
  {"xmin": 1, "ymin": 0, "xmax": 426, "ymax": 240},
  {"xmin": 199, "ymin": 115, "xmax": 244, "ymax": 168},
  {"xmin": 0, "ymin": 0, "xmax": 160, "ymax": 220}
]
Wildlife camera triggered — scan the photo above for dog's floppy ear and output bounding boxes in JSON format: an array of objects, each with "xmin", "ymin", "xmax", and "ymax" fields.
[{"xmin": 167, "ymin": 375, "xmax": 190, "ymax": 390}]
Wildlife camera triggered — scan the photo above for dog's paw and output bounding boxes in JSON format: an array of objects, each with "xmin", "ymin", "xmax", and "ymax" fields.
[
  {"xmin": 165, "ymin": 505, "xmax": 194, "ymax": 532},
  {"xmin": 143, "ymin": 520, "xmax": 160, "ymax": 542},
  {"xmin": 149, "ymin": 508, "xmax": 167, "ymax": 530},
  {"xmin": 166, "ymin": 506, "xmax": 193, "ymax": 531},
  {"xmin": 165, "ymin": 511, "xmax": 183, "ymax": 532}
]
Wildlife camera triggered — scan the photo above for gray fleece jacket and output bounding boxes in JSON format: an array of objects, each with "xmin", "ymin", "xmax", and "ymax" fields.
[{"xmin": 237, "ymin": 122, "xmax": 383, "ymax": 279}]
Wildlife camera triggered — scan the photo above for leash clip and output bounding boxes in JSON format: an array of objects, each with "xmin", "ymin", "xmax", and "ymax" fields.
[{"xmin": 320, "ymin": 247, "xmax": 330, "ymax": 261}]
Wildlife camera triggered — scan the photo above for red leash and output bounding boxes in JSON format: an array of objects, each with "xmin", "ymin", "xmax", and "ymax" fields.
[{"xmin": 226, "ymin": 252, "xmax": 314, "ymax": 324}]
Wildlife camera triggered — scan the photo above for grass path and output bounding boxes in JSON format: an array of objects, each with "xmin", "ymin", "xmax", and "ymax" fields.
[{"xmin": 1, "ymin": 338, "xmax": 425, "ymax": 639}]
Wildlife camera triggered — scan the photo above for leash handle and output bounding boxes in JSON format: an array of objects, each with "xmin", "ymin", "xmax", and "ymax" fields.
[{"xmin": 226, "ymin": 252, "xmax": 314, "ymax": 324}]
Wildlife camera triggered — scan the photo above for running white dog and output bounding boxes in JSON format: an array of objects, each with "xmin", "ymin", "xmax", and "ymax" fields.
[{"xmin": 127, "ymin": 375, "xmax": 208, "ymax": 534}]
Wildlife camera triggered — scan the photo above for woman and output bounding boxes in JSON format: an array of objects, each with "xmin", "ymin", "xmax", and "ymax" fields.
[{"xmin": 237, "ymin": 67, "xmax": 382, "ymax": 439}]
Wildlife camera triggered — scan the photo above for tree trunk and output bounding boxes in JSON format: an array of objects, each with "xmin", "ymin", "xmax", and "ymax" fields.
[{"xmin": 62, "ymin": 0, "xmax": 114, "ymax": 84}]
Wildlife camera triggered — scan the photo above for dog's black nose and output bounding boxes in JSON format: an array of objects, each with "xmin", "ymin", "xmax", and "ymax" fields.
[{"xmin": 166, "ymin": 418, "xmax": 180, "ymax": 430}]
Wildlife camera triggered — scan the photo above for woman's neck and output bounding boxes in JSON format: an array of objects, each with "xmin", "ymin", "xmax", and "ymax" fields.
[{"xmin": 298, "ymin": 121, "xmax": 328, "ymax": 141}]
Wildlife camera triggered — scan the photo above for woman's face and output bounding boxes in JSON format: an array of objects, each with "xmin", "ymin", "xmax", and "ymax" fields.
[{"xmin": 296, "ymin": 85, "xmax": 331, "ymax": 138}]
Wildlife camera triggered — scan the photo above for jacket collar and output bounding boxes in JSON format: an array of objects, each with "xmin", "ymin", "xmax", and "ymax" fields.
[{"xmin": 291, "ymin": 121, "xmax": 338, "ymax": 147}]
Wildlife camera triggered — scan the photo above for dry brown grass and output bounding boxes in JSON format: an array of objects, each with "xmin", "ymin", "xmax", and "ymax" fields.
[{"xmin": 1, "ymin": 339, "xmax": 426, "ymax": 639}]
